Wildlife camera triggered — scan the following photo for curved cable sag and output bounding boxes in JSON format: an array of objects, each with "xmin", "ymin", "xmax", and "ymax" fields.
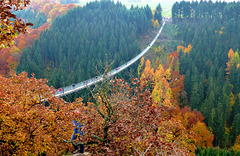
[{"xmin": 55, "ymin": 21, "xmax": 166, "ymax": 97}]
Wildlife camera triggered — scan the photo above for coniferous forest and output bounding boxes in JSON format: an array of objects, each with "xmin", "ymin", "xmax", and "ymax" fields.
[
  {"xmin": 15, "ymin": 8, "xmax": 47, "ymax": 29},
  {"xmin": 172, "ymin": 0, "xmax": 240, "ymax": 149},
  {"xmin": 16, "ymin": 1, "xmax": 153, "ymax": 88}
]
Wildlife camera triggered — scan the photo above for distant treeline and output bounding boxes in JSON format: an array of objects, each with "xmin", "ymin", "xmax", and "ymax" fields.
[
  {"xmin": 17, "ymin": 1, "xmax": 153, "ymax": 89},
  {"xmin": 173, "ymin": 0, "xmax": 240, "ymax": 150},
  {"xmin": 172, "ymin": 1, "xmax": 240, "ymax": 23},
  {"xmin": 15, "ymin": 8, "xmax": 47, "ymax": 29}
]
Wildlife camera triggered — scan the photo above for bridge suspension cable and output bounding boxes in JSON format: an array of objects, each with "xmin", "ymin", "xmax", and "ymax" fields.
[{"xmin": 55, "ymin": 21, "xmax": 166, "ymax": 97}]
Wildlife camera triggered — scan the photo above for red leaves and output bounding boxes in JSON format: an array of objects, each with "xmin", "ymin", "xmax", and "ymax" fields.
[
  {"xmin": 68, "ymin": 77, "xmax": 199, "ymax": 155},
  {"xmin": 0, "ymin": 23, "xmax": 50, "ymax": 76}
]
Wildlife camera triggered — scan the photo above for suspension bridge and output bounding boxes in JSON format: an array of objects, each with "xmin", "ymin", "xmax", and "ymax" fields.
[{"xmin": 55, "ymin": 21, "xmax": 166, "ymax": 97}]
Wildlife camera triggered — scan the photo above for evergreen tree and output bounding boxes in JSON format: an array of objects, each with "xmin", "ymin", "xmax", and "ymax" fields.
[{"xmin": 154, "ymin": 3, "xmax": 162, "ymax": 23}]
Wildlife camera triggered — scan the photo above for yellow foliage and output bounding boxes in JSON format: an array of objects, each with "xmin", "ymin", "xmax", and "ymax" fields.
[
  {"xmin": 153, "ymin": 19, "xmax": 160, "ymax": 28},
  {"xmin": 233, "ymin": 135, "xmax": 240, "ymax": 153},
  {"xmin": 152, "ymin": 64, "xmax": 173, "ymax": 107},
  {"xmin": 157, "ymin": 118, "xmax": 196, "ymax": 152},
  {"xmin": 230, "ymin": 92, "xmax": 235, "ymax": 112},
  {"xmin": 187, "ymin": 44, "xmax": 192, "ymax": 52},
  {"xmin": 165, "ymin": 68, "xmax": 172, "ymax": 80},
  {"xmin": 177, "ymin": 45, "xmax": 185, "ymax": 53}
]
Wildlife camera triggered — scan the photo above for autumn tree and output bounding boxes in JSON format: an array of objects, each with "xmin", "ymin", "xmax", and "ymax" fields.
[
  {"xmin": 0, "ymin": 72, "xmax": 76, "ymax": 155},
  {"xmin": 177, "ymin": 44, "xmax": 192, "ymax": 54},
  {"xmin": 139, "ymin": 55, "xmax": 213, "ymax": 149},
  {"xmin": 171, "ymin": 106, "xmax": 214, "ymax": 148},
  {"xmin": 152, "ymin": 64, "xmax": 173, "ymax": 107},
  {"xmin": 64, "ymin": 73, "xmax": 196, "ymax": 155},
  {"xmin": 140, "ymin": 55, "xmax": 186, "ymax": 107},
  {"xmin": 0, "ymin": 0, "xmax": 33, "ymax": 49},
  {"xmin": 140, "ymin": 59, "xmax": 154, "ymax": 86},
  {"xmin": 226, "ymin": 49, "xmax": 240, "ymax": 74}
]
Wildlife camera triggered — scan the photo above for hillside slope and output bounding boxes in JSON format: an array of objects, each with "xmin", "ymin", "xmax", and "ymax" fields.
[{"xmin": 16, "ymin": 1, "xmax": 153, "ymax": 88}]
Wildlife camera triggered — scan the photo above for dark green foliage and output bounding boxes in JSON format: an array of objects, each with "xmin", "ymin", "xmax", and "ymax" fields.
[
  {"xmin": 232, "ymin": 113, "xmax": 240, "ymax": 143},
  {"xmin": 16, "ymin": 1, "xmax": 153, "ymax": 89},
  {"xmin": 15, "ymin": 8, "xmax": 47, "ymax": 29},
  {"xmin": 154, "ymin": 3, "xmax": 162, "ymax": 22},
  {"xmin": 195, "ymin": 147, "xmax": 236, "ymax": 156},
  {"xmin": 174, "ymin": 1, "xmax": 240, "ymax": 148}
]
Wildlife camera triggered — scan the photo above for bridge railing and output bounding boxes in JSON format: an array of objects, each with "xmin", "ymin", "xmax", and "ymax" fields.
[{"xmin": 55, "ymin": 21, "xmax": 166, "ymax": 97}]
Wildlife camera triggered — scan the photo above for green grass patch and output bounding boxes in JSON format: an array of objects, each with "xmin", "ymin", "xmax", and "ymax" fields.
[
  {"xmin": 138, "ymin": 22, "xmax": 180, "ymax": 65},
  {"xmin": 157, "ymin": 22, "xmax": 180, "ymax": 53}
]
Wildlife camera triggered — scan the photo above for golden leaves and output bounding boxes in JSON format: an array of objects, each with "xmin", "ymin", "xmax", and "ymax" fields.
[
  {"xmin": 233, "ymin": 135, "xmax": 240, "ymax": 153},
  {"xmin": 140, "ymin": 60, "xmax": 173, "ymax": 107},
  {"xmin": 0, "ymin": 72, "xmax": 74, "ymax": 155}
]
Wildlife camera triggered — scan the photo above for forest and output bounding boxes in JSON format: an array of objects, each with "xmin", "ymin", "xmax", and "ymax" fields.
[
  {"xmin": 16, "ymin": 1, "xmax": 153, "ymax": 89},
  {"xmin": 0, "ymin": 0, "xmax": 77, "ymax": 76},
  {"xmin": 172, "ymin": 0, "xmax": 240, "ymax": 151}
]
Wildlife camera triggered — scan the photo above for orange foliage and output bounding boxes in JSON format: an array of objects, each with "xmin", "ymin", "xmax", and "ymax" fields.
[
  {"xmin": 165, "ymin": 51, "xmax": 184, "ymax": 105},
  {"xmin": 0, "ymin": 72, "xmax": 209, "ymax": 155},
  {"xmin": 140, "ymin": 59, "xmax": 154, "ymax": 85},
  {"xmin": 31, "ymin": 0, "xmax": 77, "ymax": 22},
  {"xmin": 0, "ymin": 49, "xmax": 15, "ymax": 74},
  {"xmin": 177, "ymin": 44, "xmax": 192, "ymax": 54},
  {"xmin": 191, "ymin": 122, "xmax": 214, "ymax": 148},
  {"xmin": 228, "ymin": 49, "xmax": 234, "ymax": 60},
  {"xmin": 226, "ymin": 49, "xmax": 240, "ymax": 74},
  {"xmin": 172, "ymin": 106, "xmax": 213, "ymax": 148},
  {"xmin": 0, "ymin": 0, "xmax": 77, "ymax": 76},
  {"xmin": 0, "ymin": 23, "xmax": 50, "ymax": 76},
  {"xmin": 0, "ymin": 72, "xmax": 75, "ymax": 155}
]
